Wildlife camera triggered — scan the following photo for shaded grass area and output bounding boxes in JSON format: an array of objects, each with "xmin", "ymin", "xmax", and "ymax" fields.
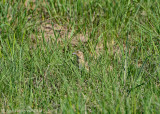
[{"xmin": 0, "ymin": 0, "xmax": 160, "ymax": 113}]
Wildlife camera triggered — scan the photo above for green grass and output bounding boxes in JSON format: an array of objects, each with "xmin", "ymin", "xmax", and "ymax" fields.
[{"xmin": 0, "ymin": 0, "xmax": 160, "ymax": 113}]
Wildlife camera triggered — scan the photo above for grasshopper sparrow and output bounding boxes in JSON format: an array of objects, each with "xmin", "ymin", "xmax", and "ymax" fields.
[{"xmin": 73, "ymin": 51, "xmax": 89, "ymax": 72}]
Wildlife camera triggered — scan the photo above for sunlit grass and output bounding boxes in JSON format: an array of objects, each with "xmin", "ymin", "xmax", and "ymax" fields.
[{"xmin": 0, "ymin": 0, "xmax": 160, "ymax": 113}]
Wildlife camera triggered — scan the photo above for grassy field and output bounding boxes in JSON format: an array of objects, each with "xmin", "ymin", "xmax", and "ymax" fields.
[{"xmin": 0, "ymin": 0, "xmax": 160, "ymax": 113}]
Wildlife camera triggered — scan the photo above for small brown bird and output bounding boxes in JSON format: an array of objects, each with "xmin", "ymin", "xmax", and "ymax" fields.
[{"xmin": 72, "ymin": 51, "xmax": 89, "ymax": 72}]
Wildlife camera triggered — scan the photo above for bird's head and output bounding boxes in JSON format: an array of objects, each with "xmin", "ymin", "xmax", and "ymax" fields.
[{"xmin": 72, "ymin": 50, "xmax": 84, "ymax": 60}]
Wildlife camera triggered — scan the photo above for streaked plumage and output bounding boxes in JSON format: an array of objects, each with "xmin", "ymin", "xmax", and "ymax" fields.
[{"xmin": 73, "ymin": 51, "xmax": 89, "ymax": 72}]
